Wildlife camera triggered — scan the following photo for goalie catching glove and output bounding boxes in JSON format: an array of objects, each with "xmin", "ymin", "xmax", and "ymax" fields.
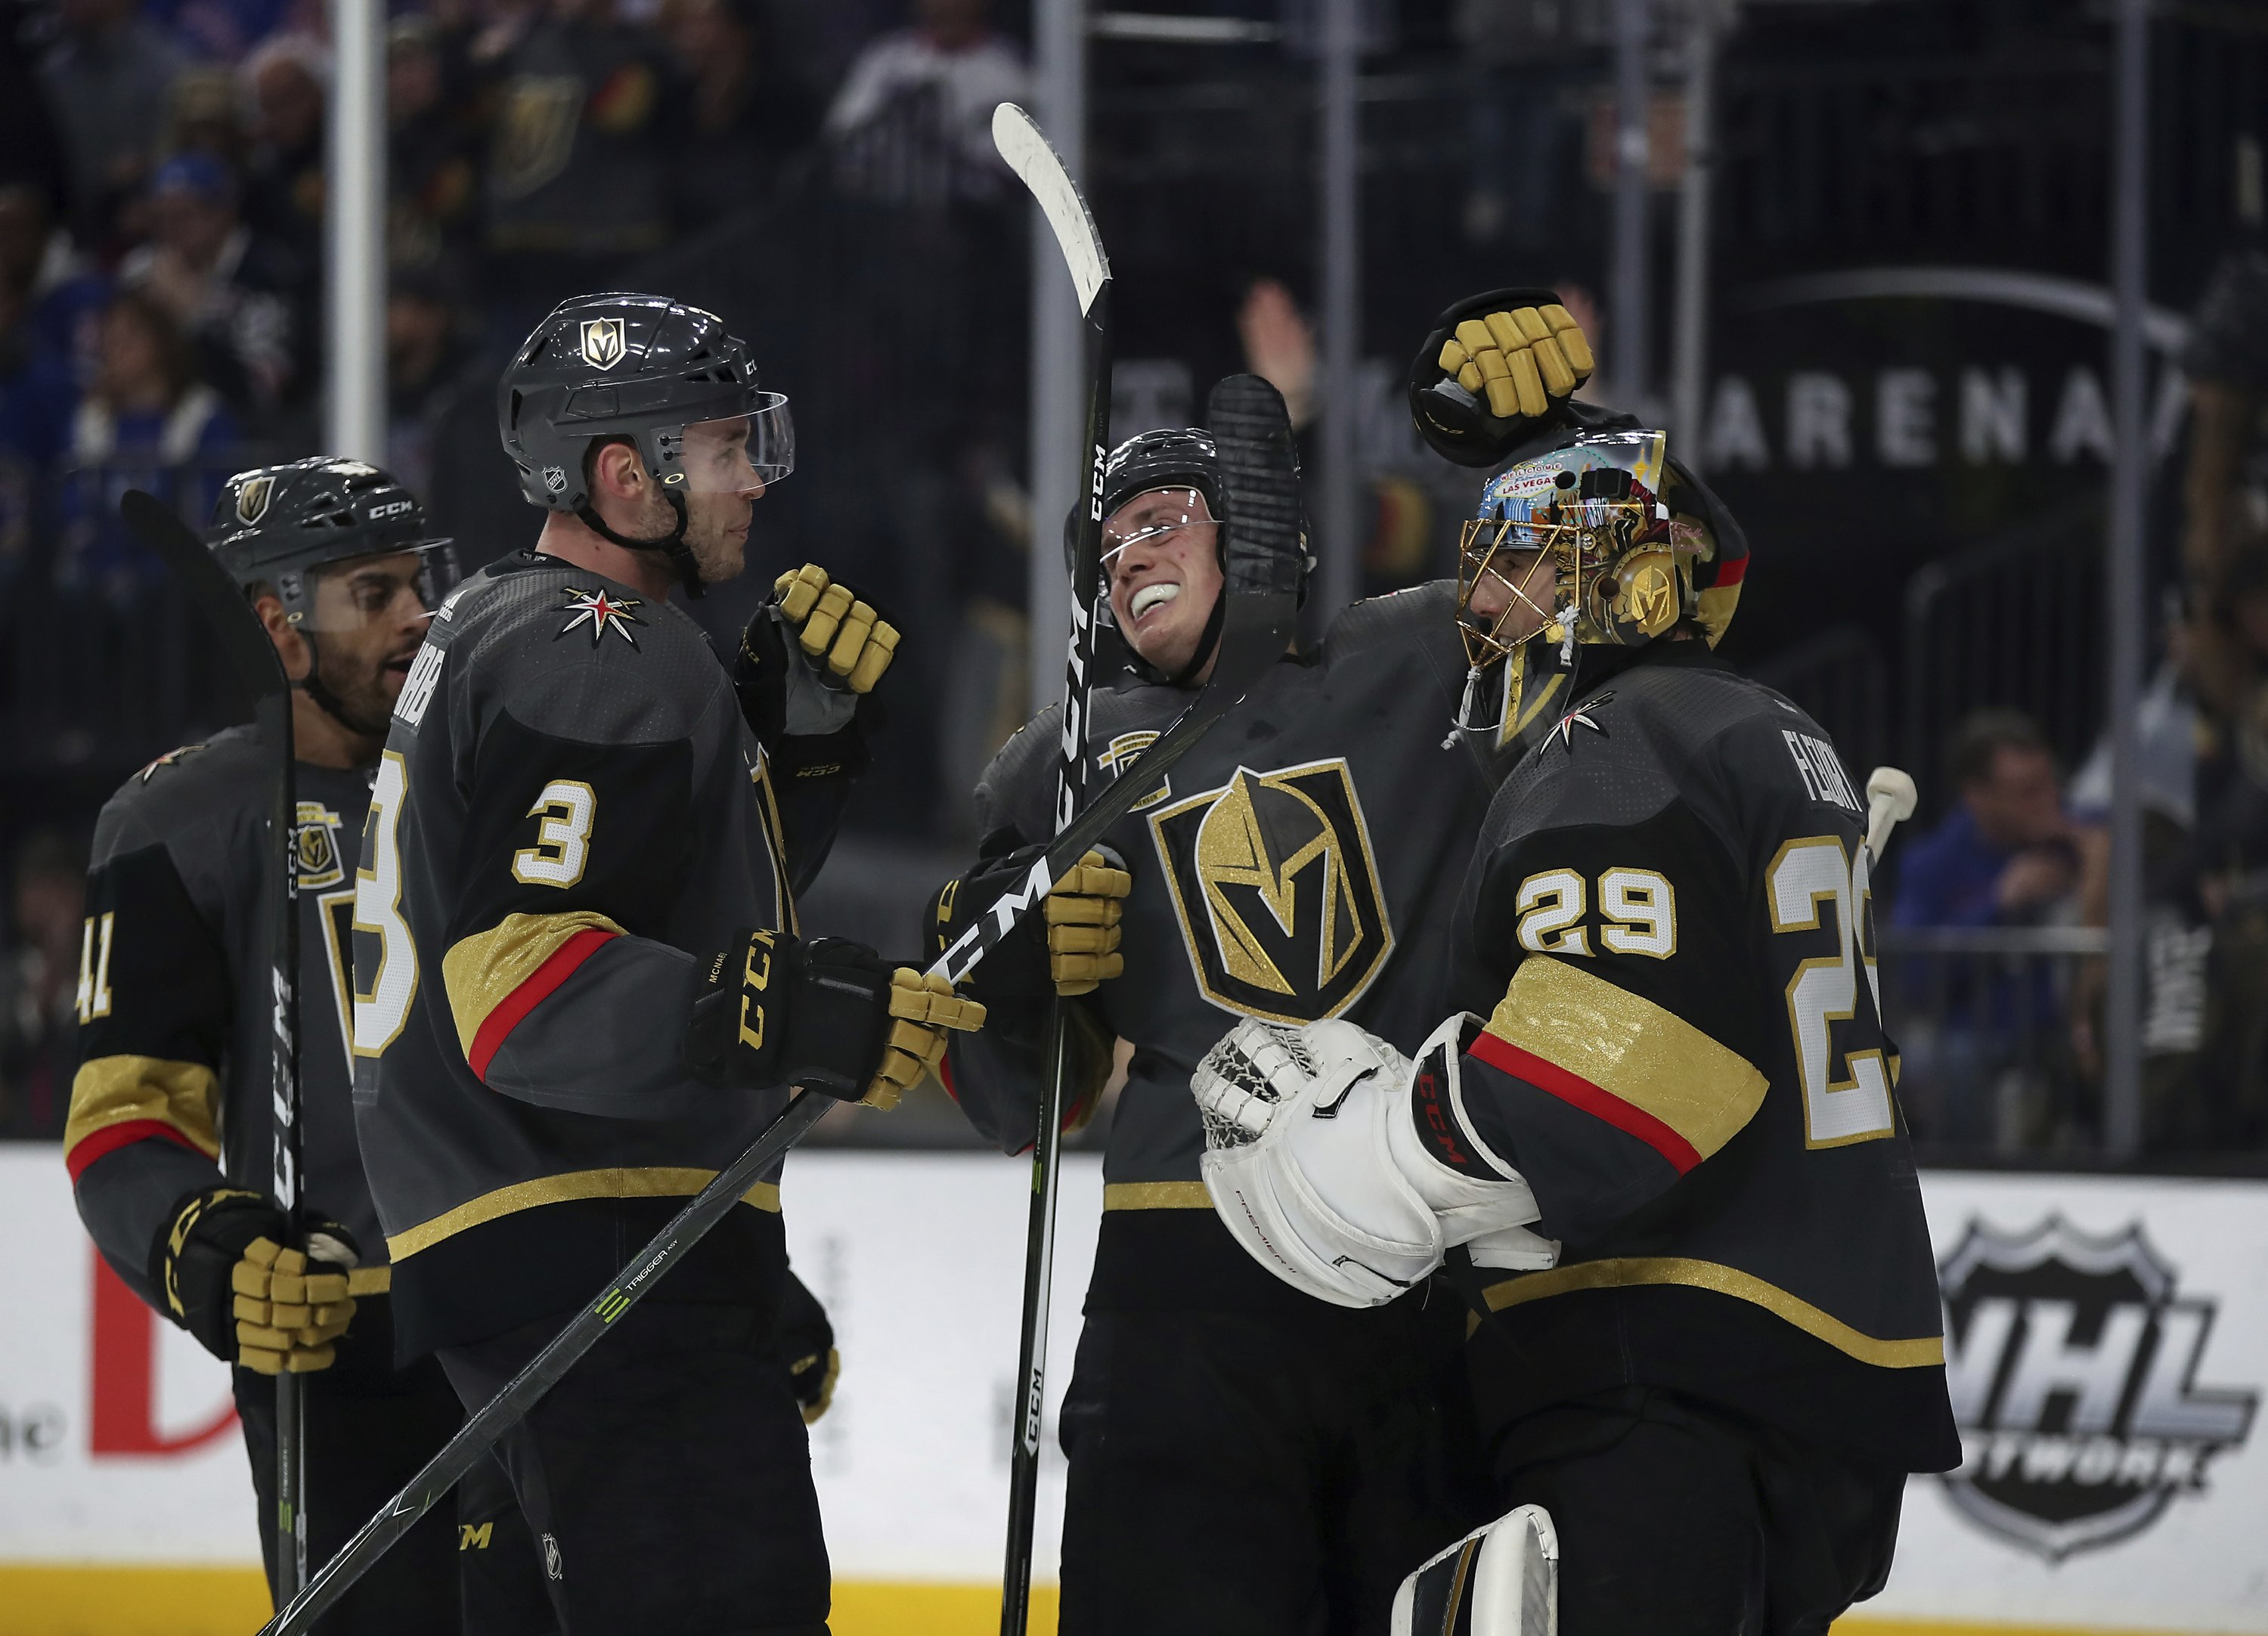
[
  {"xmin": 1408, "ymin": 288, "xmax": 1594, "ymax": 470},
  {"xmin": 1191, "ymin": 1015, "xmax": 1556, "ymax": 1309},
  {"xmin": 685, "ymin": 931, "xmax": 985, "ymax": 1111},
  {"xmin": 152, "ymin": 1187, "xmax": 388, "ymax": 1374},
  {"xmin": 735, "ymin": 563, "xmax": 898, "ymax": 776},
  {"xmin": 925, "ymin": 844, "xmax": 1131, "ymax": 1001}
]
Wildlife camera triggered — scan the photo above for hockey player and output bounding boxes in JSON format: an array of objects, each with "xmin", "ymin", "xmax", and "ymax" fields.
[
  {"xmin": 1191, "ymin": 420, "xmax": 1960, "ymax": 1635},
  {"xmin": 925, "ymin": 305, "xmax": 1593, "ymax": 1636},
  {"xmin": 64, "ymin": 457, "xmax": 556, "ymax": 1632},
  {"xmin": 352, "ymin": 291, "xmax": 983, "ymax": 1634}
]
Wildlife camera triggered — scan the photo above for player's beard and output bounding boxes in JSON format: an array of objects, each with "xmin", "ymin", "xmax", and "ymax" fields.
[
  {"xmin": 682, "ymin": 493, "xmax": 752, "ymax": 586},
  {"xmin": 306, "ymin": 635, "xmax": 402, "ymax": 740}
]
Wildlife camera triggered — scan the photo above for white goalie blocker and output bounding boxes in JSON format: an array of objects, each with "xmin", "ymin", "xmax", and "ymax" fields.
[
  {"xmin": 1391, "ymin": 1504, "xmax": 1559, "ymax": 1636},
  {"xmin": 1190, "ymin": 1015, "xmax": 1555, "ymax": 1309}
]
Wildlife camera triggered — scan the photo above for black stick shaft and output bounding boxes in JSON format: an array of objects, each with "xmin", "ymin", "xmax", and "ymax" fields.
[{"xmin": 999, "ymin": 278, "xmax": 1112, "ymax": 1636}]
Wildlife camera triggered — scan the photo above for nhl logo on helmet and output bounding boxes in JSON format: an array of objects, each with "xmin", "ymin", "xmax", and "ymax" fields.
[
  {"xmin": 580, "ymin": 317, "xmax": 626, "ymax": 370},
  {"xmin": 1938, "ymin": 1214, "xmax": 2258, "ymax": 1562}
]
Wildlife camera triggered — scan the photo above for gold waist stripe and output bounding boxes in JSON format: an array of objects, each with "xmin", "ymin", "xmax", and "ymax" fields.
[
  {"xmin": 1102, "ymin": 1181, "xmax": 1213, "ymax": 1210},
  {"xmin": 1481, "ymin": 1256, "xmax": 1944, "ymax": 1369},
  {"xmin": 389, "ymin": 1167, "xmax": 782, "ymax": 1260}
]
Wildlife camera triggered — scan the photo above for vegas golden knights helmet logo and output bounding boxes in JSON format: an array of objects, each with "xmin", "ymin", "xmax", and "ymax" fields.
[
  {"xmin": 1149, "ymin": 759, "xmax": 1393, "ymax": 1023},
  {"xmin": 580, "ymin": 317, "xmax": 626, "ymax": 370},
  {"xmin": 235, "ymin": 474, "xmax": 274, "ymax": 525}
]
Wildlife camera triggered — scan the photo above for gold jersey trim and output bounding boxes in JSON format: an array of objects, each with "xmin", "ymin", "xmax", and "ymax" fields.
[
  {"xmin": 1486, "ymin": 956, "xmax": 1767, "ymax": 1163},
  {"xmin": 1102, "ymin": 1180, "xmax": 1212, "ymax": 1210},
  {"xmin": 64, "ymin": 1055, "xmax": 222, "ymax": 1160},
  {"xmin": 1480, "ymin": 1256, "xmax": 1946, "ymax": 1369},
  {"xmin": 388, "ymin": 1168, "xmax": 782, "ymax": 1260},
  {"xmin": 442, "ymin": 910, "xmax": 627, "ymax": 1061}
]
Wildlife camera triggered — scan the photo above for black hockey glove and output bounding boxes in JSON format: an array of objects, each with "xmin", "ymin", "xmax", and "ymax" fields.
[
  {"xmin": 1408, "ymin": 288, "xmax": 1595, "ymax": 469},
  {"xmin": 774, "ymin": 1269, "xmax": 840, "ymax": 1426},
  {"xmin": 924, "ymin": 839, "xmax": 1131, "ymax": 1007},
  {"xmin": 685, "ymin": 931, "xmax": 986, "ymax": 1110},
  {"xmin": 150, "ymin": 1187, "xmax": 385, "ymax": 1374},
  {"xmin": 735, "ymin": 564, "xmax": 898, "ymax": 779}
]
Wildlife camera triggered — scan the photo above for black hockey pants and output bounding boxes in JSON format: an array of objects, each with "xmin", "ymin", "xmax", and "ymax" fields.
[
  {"xmin": 1486, "ymin": 1387, "xmax": 1908, "ymax": 1636},
  {"xmin": 439, "ymin": 1298, "xmax": 831, "ymax": 1636},
  {"xmin": 234, "ymin": 1295, "xmax": 555, "ymax": 1635},
  {"xmin": 1056, "ymin": 1290, "xmax": 1483, "ymax": 1636}
]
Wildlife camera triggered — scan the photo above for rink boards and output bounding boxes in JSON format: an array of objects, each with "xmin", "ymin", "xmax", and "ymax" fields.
[{"xmin": 0, "ymin": 1148, "xmax": 2260, "ymax": 1636}]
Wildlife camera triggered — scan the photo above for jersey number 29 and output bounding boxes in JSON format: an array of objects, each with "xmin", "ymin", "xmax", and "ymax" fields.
[{"xmin": 1767, "ymin": 836, "xmax": 1895, "ymax": 1147}]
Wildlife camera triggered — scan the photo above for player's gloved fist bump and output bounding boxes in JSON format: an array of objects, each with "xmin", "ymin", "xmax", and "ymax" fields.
[
  {"xmin": 153, "ymin": 1187, "xmax": 383, "ymax": 1374},
  {"xmin": 775, "ymin": 564, "xmax": 898, "ymax": 694},
  {"xmin": 685, "ymin": 930, "xmax": 984, "ymax": 1109},
  {"xmin": 1408, "ymin": 288, "xmax": 1594, "ymax": 469}
]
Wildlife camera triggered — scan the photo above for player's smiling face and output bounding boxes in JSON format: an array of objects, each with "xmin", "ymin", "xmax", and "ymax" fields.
[{"xmin": 1105, "ymin": 486, "xmax": 1222, "ymax": 680}]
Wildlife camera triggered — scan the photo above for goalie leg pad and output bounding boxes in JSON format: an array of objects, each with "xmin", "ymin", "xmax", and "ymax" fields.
[{"xmin": 1390, "ymin": 1504, "xmax": 1559, "ymax": 1636}]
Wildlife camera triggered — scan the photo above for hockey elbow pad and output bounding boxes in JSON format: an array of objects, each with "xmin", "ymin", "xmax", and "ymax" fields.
[{"xmin": 686, "ymin": 931, "xmax": 985, "ymax": 1109}]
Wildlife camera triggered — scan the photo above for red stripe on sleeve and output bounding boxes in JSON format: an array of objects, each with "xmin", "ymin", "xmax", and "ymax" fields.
[
  {"xmin": 467, "ymin": 928, "xmax": 618, "ymax": 1083},
  {"xmin": 1467, "ymin": 1030, "xmax": 1703, "ymax": 1175},
  {"xmin": 1711, "ymin": 554, "xmax": 1749, "ymax": 587},
  {"xmin": 66, "ymin": 1119, "xmax": 209, "ymax": 1183},
  {"xmin": 937, "ymin": 1050, "xmax": 959, "ymax": 1104}
]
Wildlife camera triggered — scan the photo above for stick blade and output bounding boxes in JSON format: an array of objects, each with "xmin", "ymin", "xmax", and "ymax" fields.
[
  {"xmin": 992, "ymin": 102, "xmax": 1109, "ymax": 315},
  {"xmin": 1207, "ymin": 374, "xmax": 1306, "ymax": 603},
  {"xmin": 120, "ymin": 488, "xmax": 292, "ymax": 702}
]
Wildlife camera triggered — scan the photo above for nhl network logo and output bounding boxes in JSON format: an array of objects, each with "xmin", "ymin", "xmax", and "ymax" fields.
[{"xmin": 1939, "ymin": 1215, "xmax": 2257, "ymax": 1560}]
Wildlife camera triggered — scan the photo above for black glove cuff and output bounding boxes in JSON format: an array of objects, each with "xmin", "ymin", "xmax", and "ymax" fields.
[
  {"xmin": 685, "ymin": 931, "xmax": 896, "ymax": 1101},
  {"xmin": 928, "ymin": 840, "xmax": 1053, "ymax": 1010},
  {"xmin": 149, "ymin": 1186, "xmax": 280, "ymax": 1359}
]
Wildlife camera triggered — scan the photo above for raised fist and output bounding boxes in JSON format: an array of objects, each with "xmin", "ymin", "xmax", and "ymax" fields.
[{"xmin": 1408, "ymin": 290, "xmax": 1595, "ymax": 469}]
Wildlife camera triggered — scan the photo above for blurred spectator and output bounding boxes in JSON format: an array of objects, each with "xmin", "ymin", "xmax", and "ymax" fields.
[
  {"xmin": 384, "ymin": 259, "xmax": 497, "ymax": 522},
  {"xmin": 239, "ymin": 33, "xmax": 330, "ymax": 268},
  {"xmin": 387, "ymin": 14, "xmax": 482, "ymax": 273},
  {"xmin": 0, "ymin": 268, "xmax": 79, "ymax": 584},
  {"xmin": 37, "ymin": 0, "xmax": 184, "ymax": 249},
  {"xmin": 57, "ymin": 288, "xmax": 238, "ymax": 601},
  {"xmin": 0, "ymin": 830, "xmax": 86, "ymax": 1141},
  {"xmin": 825, "ymin": 0, "xmax": 1027, "ymax": 206},
  {"xmin": 1895, "ymin": 710, "xmax": 2080, "ymax": 931},
  {"xmin": 2, "ymin": 0, "xmax": 69, "ymax": 215},
  {"xmin": 1456, "ymin": 0, "xmax": 1602, "ymax": 250},
  {"xmin": 164, "ymin": 62, "xmax": 253, "ymax": 173},
  {"xmin": 2180, "ymin": 249, "xmax": 2268, "ymax": 594},
  {"xmin": 117, "ymin": 153, "xmax": 302, "ymax": 414},
  {"xmin": 0, "ymin": 183, "xmax": 110, "ymax": 390},
  {"xmin": 660, "ymin": 0, "xmax": 821, "ymax": 220},
  {"xmin": 482, "ymin": 0, "xmax": 675, "ymax": 322},
  {"xmin": 144, "ymin": 0, "xmax": 293, "ymax": 64}
]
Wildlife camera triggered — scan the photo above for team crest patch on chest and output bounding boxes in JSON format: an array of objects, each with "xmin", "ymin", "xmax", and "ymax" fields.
[
  {"xmin": 1148, "ymin": 758, "xmax": 1394, "ymax": 1024},
  {"xmin": 556, "ymin": 586, "xmax": 644, "ymax": 647}
]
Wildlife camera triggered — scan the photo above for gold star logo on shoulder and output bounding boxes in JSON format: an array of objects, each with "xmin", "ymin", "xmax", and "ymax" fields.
[
  {"xmin": 1551, "ymin": 691, "xmax": 1613, "ymax": 751},
  {"xmin": 556, "ymin": 586, "xmax": 644, "ymax": 648}
]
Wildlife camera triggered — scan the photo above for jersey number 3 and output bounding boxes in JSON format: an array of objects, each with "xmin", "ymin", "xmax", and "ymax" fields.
[{"xmin": 1767, "ymin": 836, "xmax": 1895, "ymax": 1147}]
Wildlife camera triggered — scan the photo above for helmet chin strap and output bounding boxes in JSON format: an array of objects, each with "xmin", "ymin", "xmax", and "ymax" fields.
[
  {"xmin": 573, "ymin": 488, "xmax": 707, "ymax": 599},
  {"xmin": 296, "ymin": 632, "xmax": 395, "ymax": 742},
  {"xmin": 1126, "ymin": 587, "xmax": 1226, "ymax": 689}
]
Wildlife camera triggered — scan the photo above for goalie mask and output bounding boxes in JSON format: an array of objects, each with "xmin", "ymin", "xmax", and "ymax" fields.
[{"xmin": 497, "ymin": 292, "xmax": 792, "ymax": 596}]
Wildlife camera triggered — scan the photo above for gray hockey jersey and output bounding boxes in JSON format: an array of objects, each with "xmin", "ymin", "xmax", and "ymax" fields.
[
  {"xmin": 68, "ymin": 733, "xmax": 380, "ymax": 1307},
  {"xmin": 351, "ymin": 550, "xmax": 807, "ymax": 1358},
  {"xmin": 942, "ymin": 582, "xmax": 1522, "ymax": 1311}
]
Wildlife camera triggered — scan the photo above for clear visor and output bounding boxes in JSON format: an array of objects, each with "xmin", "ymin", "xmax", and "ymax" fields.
[
  {"xmin": 1100, "ymin": 486, "xmax": 1215, "ymax": 567},
  {"xmin": 295, "ymin": 544, "xmax": 458, "ymax": 635},
  {"xmin": 675, "ymin": 395, "xmax": 795, "ymax": 494}
]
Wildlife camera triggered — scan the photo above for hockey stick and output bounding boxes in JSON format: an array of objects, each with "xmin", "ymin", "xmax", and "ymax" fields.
[
  {"xmin": 991, "ymin": 98, "xmax": 1111, "ymax": 1636},
  {"xmin": 120, "ymin": 489, "xmax": 311, "ymax": 1596},
  {"xmin": 249, "ymin": 577, "xmax": 1288, "ymax": 1636}
]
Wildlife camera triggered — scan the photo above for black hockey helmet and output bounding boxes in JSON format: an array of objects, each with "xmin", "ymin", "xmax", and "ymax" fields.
[
  {"xmin": 497, "ymin": 292, "xmax": 792, "ymax": 595},
  {"xmin": 206, "ymin": 457, "xmax": 457, "ymax": 634}
]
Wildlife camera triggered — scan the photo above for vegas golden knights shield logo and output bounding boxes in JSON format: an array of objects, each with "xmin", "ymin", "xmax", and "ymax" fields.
[
  {"xmin": 580, "ymin": 316, "xmax": 626, "ymax": 370},
  {"xmin": 235, "ymin": 475, "xmax": 274, "ymax": 525},
  {"xmin": 1148, "ymin": 758, "xmax": 1393, "ymax": 1023}
]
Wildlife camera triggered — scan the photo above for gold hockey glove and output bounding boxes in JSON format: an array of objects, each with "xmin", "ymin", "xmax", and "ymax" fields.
[
  {"xmin": 1044, "ymin": 850, "xmax": 1132, "ymax": 996},
  {"xmin": 776, "ymin": 1269, "xmax": 840, "ymax": 1424},
  {"xmin": 775, "ymin": 564, "xmax": 899, "ymax": 694},
  {"xmin": 152, "ymin": 1188, "xmax": 385, "ymax": 1374},
  {"xmin": 686, "ymin": 932, "xmax": 984, "ymax": 1111},
  {"xmin": 1408, "ymin": 288, "xmax": 1594, "ymax": 469},
  {"xmin": 924, "ymin": 844, "xmax": 1133, "ymax": 1007}
]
